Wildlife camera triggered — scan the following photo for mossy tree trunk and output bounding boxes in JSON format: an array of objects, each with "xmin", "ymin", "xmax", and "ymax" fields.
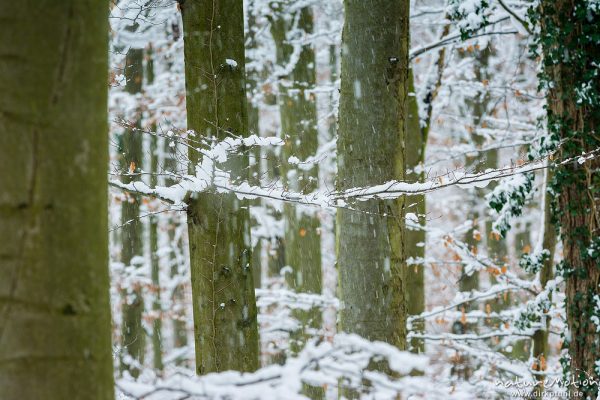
[
  {"xmin": 270, "ymin": 5, "xmax": 323, "ymax": 354},
  {"xmin": 337, "ymin": 0, "xmax": 409, "ymax": 349},
  {"xmin": 119, "ymin": 46, "xmax": 146, "ymax": 378},
  {"xmin": 180, "ymin": 0, "xmax": 259, "ymax": 374},
  {"xmin": 0, "ymin": 1, "xmax": 114, "ymax": 398}
]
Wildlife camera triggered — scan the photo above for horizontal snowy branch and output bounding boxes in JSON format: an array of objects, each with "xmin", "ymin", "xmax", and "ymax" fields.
[{"xmin": 109, "ymin": 129, "xmax": 600, "ymax": 214}]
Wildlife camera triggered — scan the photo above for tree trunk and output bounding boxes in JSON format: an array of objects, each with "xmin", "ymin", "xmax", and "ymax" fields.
[
  {"xmin": 270, "ymin": 6, "xmax": 323, "ymax": 354},
  {"xmin": 180, "ymin": 0, "xmax": 259, "ymax": 374},
  {"xmin": 119, "ymin": 47, "xmax": 145, "ymax": 378},
  {"xmin": 149, "ymin": 208, "xmax": 163, "ymax": 371},
  {"xmin": 540, "ymin": 1, "xmax": 600, "ymax": 396},
  {"xmin": 246, "ymin": 1, "xmax": 263, "ymax": 290},
  {"xmin": 531, "ymin": 169, "xmax": 556, "ymax": 391},
  {"xmin": 0, "ymin": 1, "xmax": 114, "ymax": 398},
  {"xmin": 406, "ymin": 23, "xmax": 450, "ymax": 354},
  {"xmin": 163, "ymin": 128, "xmax": 188, "ymax": 360},
  {"xmin": 406, "ymin": 70, "xmax": 426, "ymax": 354},
  {"xmin": 147, "ymin": 44, "xmax": 164, "ymax": 372},
  {"xmin": 337, "ymin": 0, "xmax": 409, "ymax": 349}
]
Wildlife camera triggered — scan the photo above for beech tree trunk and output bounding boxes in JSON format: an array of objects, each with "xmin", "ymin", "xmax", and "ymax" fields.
[
  {"xmin": 337, "ymin": 0, "xmax": 409, "ymax": 349},
  {"xmin": 180, "ymin": 0, "xmax": 259, "ymax": 374},
  {"xmin": 0, "ymin": 1, "xmax": 114, "ymax": 398}
]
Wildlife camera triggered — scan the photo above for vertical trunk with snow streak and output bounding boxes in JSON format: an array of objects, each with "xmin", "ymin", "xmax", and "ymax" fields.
[
  {"xmin": 0, "ymin": 1, "xmax": 114, "ymax": 398},
  {"xmin": 246, "ymin": 2, "xmax": 264, "ymax": 290},
  {"xmin": 180, "ymin": 0, "xmax": 259, "ymax": 374},
  {"xmin": 406, "ymin": 70, "xmax": 426, "ymax": 353},
  {"xmin": 336, "ymin": 0, "xmax": 409, "ymax": 349},
  {"xmin": 119, "ymin": 47, "xmax": 146, "ymax": 378},
  {"xmin": 271, "ymin": 6, "xmax": 323, "ymax": 353}
]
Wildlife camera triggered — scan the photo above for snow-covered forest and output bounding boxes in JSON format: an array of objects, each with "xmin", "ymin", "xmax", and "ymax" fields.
[{"xmin": 1, "ymin": 0, "xmax": 600, "ymax": 399}]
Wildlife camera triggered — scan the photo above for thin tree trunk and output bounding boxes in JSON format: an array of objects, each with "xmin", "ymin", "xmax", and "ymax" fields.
[
  {"xmin": 162, "ymin": 126, "xmax": 188, "ymax": 360},
  {"xmin": 169, "ymin": 229, "xmax": 188, "ymax": 357},
  {"xmin": 180, "ymin": 0, "xmax": 259, "ymax": 374},
  {"xmin": 246, "ymin": 2, "xmax": 263, "ymax": 290},
  {"xmin": 337, "ymin": 0, "xmax": 409, "ymax": 349},
  {"xmin": 485, "ymin": 150, "xmax": 509, "ymax": 316},
  {"xmin": 119, "ymin": 46, "xmax": 145, "ymax": 378},
  {"xmin": 149, "ymin": 208, "xmax": 163, "ymax": 371},
  {"xmin": 406, "ymin": 22, "xmax": 449, "ymax": 354},
  {"xmin": 147, "ymin": 44, "xmax": 164, "ymax": 372},
  {"xmin": 531, "ymin": 169, "xmax": 556, "ymax": 393},
  {"xmin": 270, "ymin": 7, "xmax": 323, "ymax": 397},
  {"xmin": 270, "ymin": 6, "xmax": 323, "ymax": 354},
  {"xmin": 453, "ymin": 46, "xmax": 494, "ymax": 378},
  {"xmin": 0, "ymin": 1, "xmax": 114, "ymax": 398}
]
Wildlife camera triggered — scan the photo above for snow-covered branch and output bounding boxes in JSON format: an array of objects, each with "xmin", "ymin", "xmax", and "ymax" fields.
[{"xmin": 117, "ymin": 334, "xmax": 428, "ymax": 400}]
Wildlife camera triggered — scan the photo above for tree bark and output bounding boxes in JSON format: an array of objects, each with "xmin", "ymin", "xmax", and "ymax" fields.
[
  {"xmin": 0, "ymin": 1, "xmax": 114, "ymax": 398},
  {"xmin": 337, "ymin": 0, "xmax": 409, "ymax": 349},
  {"xmin": 540, "ymin": 1, "xmax": 600, "ymax": 395},
  {"xmin": 180, "ymin": 0, "xmax": 259, "ymax": 374}
]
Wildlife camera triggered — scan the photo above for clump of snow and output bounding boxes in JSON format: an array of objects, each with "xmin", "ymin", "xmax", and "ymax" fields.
[{"xmin": 447, "ymin": 0, "xmax": 491, "ymax": 36}]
